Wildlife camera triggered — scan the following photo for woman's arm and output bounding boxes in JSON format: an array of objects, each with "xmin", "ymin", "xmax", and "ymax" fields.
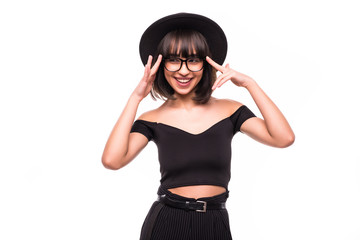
[
  {"xmin": 101, "ymin": 55, "xmax": 162, "ymax": 169},
  {"xmin": 240, "ymin": 80, "xmax": 295, "ymax": 148},
  {"xmin": 207, "ymin": 56, "xmax": 295, "ymax": 148},
  {"xmin": 101, "ymin": 94, "xmax": 146, "ymax": 170}
]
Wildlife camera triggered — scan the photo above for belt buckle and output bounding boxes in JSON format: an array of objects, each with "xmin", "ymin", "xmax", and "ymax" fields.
[{"xmin": 196, "ymin": 200, "xmax": 207, "ymax": 212}]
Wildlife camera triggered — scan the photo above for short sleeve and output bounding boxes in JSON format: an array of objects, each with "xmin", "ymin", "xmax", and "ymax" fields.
[
  {"xmin": 230, "ymin": 105, "xmax": 256, "ymax": 134},
  {"xmin": 130, "ymin": 120, "xmax": 154, "ymax": 141}
]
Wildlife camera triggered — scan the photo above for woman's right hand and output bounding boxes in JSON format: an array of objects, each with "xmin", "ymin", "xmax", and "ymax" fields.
[
  {"xmin": 102, "ymin": 55, "xmax": 162, "ymax": 170},
  {"xmin": 132, "ymin": 55, "xmax": 162, "ymax": 100}
]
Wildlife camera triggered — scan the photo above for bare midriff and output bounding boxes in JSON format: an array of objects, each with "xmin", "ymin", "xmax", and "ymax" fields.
[{"xmin": 168, "ymin": 185, "xmax": 226, "ymax": 199}]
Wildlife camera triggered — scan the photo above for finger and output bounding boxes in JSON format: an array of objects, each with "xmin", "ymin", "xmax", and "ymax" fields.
[
  {"xmin": 145, "ymin": 57, "xmax": 152, "ymax": 72},
  {"xmin": 142, "ymin": 56, "xmax": 152, "ymax": 81},
  {"xmin": 214, "ymin": 76, "xmax": 230, "ymax": 89},
  {"xmin": 212, "ymin": 73, "xmax": 226, "ymax": 89},
  {"xmin": 206, "ymin": 56, "xmax": 226, "ymax": 72},
  {"xmin": 212, "ymin": 71, "xmax": 232, "ymax": 89},
  {"xmin": 218, "ymin": 70, "xmax": 235, "ymax": 88},
  {"xmin": 147, "ymin": 55, "xmax": 153, "ymax": 66},
  {"xmin": 143, "ymin": 65, "xmax": 150, "ymax": 81},
  {"xmin": 212, "ymin": 77, "xmax": 223, "ymax": 90},
  {"xmin": 150, "ymin": 54, "xmax": 162, "ymax": 75},
  {"xmin": 154, "ymin": 54, "xmax": 163, "ymax": 67},
  {"xmin": 217, "ymin": 77, "xmax": 231, "ymax": 88}
]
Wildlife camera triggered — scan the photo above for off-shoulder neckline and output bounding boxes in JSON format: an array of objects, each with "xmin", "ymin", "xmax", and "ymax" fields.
[{"xmin": 136, "ymin": 105, "xmax": 245, "ymax": 136}]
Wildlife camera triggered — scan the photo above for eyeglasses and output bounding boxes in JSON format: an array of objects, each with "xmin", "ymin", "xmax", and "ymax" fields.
[{"xmin": 164, "ymin": 57, "xmax": 204, "ymax": 72}]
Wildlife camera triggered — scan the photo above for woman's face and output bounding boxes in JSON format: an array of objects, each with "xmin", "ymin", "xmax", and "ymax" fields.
[{"xmin": 163, "ymin": 56, "xmax": 204, "ymax": 97}]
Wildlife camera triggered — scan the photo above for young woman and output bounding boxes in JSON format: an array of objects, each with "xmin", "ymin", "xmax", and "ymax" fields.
[{"xmin": 102, "ymin": 13, "xmax": 294, "ymax": 240}]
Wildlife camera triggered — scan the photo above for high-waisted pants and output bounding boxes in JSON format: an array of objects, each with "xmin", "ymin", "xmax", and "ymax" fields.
[{"xmin": 139, "ymin": 187, "xmax": 232, "ymax": 240}]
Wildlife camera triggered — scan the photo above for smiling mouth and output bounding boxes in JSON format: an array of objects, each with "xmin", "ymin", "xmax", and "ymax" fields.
[{"xmin": 175, "ymin": 78, "xmax": 192, "ymax": 83}]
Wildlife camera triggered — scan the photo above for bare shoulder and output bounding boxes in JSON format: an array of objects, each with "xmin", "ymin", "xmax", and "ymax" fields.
[
  {"xmin": 212, "ymin": 98, "xmax": 244, "ymax": 114},
  {"xmin": 137, "ymin": 108, "xmax": 161, "ymax": 122}
]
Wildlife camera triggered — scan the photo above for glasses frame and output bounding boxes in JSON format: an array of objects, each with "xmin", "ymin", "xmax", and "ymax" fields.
[{"xmin": 163, "ymin": 57, "xmax": 205, "ymax": 72}]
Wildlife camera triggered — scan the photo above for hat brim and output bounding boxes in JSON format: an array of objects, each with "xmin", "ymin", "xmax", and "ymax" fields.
[{"xmin": 139, "ymin": 13, "xmax": 227, "ymax": 66}]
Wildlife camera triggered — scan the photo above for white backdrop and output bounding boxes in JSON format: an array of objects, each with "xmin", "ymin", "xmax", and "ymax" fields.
[{"xmin": 1, "ymin": 0, "xmax": 359, "ymax": 239}]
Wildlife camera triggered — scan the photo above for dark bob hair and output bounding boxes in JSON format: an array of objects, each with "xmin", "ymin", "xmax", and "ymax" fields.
[{"xmin": 150, "ymin": 29, "xmax": 216, "ymax": 104}]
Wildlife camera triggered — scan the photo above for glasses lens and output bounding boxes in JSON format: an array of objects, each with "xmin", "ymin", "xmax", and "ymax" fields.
[
  {"xmin": 187, "ymin": 57, "xmax": 203, "ymax": 72},
  {"xmin": 165, "ymin": 58, "xmax": 182, "ymax": 72}
]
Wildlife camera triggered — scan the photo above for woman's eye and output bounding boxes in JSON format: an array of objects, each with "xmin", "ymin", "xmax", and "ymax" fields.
[
  {"xmin": 188, "ymin": 58, "xmax": 201, "ymax": 63},
  {"xmin": 188, "ymin": 58, "xmax": 200, "ymax": 63}
]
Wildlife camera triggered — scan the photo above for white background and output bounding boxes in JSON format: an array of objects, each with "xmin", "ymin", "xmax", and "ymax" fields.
[{"xmin": 1, "ymin": 0, "xmax": 359, "ymax": 239}]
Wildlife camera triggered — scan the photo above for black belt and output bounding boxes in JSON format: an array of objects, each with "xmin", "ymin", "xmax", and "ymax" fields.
[{"xmin": 157, "ymin": 194, "xmax": 226, "ymax": 213}]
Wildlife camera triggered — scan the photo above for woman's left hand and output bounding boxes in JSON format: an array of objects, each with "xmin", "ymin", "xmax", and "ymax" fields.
[{"xmin": 206, "ymin": 56, "xmax": 254, "ymax": 90}]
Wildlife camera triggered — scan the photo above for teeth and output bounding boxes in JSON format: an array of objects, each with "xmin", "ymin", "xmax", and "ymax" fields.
[{"xmin": 176, "ymin": 78, "xmax": 191, "ymax": 83}]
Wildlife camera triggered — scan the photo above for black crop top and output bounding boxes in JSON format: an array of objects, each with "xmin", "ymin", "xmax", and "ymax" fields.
[{"xmin": 130, "ymin": 105, "xmax": 256, "ymax": 192}]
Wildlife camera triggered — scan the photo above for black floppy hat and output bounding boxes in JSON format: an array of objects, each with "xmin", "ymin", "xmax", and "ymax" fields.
[{"xmin": 139, "ymin": 13, "xmax": 227, "ymax": 66}]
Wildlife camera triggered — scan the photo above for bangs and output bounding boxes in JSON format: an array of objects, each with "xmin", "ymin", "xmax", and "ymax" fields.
[{"xmin": 157, "ymin": 29, "xmax": 210, "ymax": 58}]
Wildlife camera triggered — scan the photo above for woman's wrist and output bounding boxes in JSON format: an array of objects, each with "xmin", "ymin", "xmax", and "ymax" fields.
[
  {"xmin": 243, "ymin": 77, "xmax": 257, "ymax": 90},
  {"xmin": 129, "ymin": 92, "xmax": 144, "ymax": 107}
]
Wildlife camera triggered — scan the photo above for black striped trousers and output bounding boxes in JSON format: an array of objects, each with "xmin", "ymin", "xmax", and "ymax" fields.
[{"xmin": 140, "ymin": 188, "xmax": 232, "ymax": 240}]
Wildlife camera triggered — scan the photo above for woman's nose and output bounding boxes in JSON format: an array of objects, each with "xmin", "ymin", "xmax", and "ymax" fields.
[{"xmin": 178, "ymin": 62, "xmax": 190, "ymax": 75}]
